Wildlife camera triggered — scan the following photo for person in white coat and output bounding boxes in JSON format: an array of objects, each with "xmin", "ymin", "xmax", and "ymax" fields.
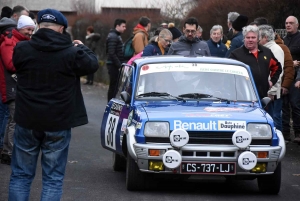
[{"xmin": 258, "ymin": 25, "xmax": 284, "ymax": 131}]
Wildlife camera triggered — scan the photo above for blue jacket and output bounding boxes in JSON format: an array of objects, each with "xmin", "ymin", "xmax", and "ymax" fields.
[
  {"xmin": 206, "ymin": 39, "xmax": 227, "ymax": 58},
  {"xmin": 225, "ymin": 31, "xmax": 243, "ymax": 57},
  {"xmin": 142, "ymin": 41, "xmax": 161, "ymax": 56}
]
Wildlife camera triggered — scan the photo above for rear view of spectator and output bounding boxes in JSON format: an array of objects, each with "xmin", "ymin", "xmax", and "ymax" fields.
[
  {"xmin": 85, "ymin": 25, "xmax": 101, "ymax": 85},
  {"xmin": 11, "ymin": 5, "xmax": 29, "ymax": 22},
  {"xmin": 168, "ymin": 23, "xmax": 182, "ymax": 42},
  {"xmin": 207, "ymin": 25, "xmax": 227, "ymax": 57},
  {"xmin": 132, "ymin": 16, "xmax": 151, "ymax": 55},
  {"xmin": 226, "ymin": 12, "xmax": 240, "ymax": 40},
  {"xmin": 226, "ymin": 15, "xmax": 248, "ymax": 57},
  {"xmin": 1, "ymin": 6, "xmax": 12, "ymax": 19}
]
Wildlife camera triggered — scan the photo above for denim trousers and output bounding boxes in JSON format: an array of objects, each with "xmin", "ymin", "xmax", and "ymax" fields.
[
  {"xmin": 2, "ymin": 100, "xmax": 15, "ymax": 155},
  {"xmin": 9, "ymin": 124, "xmax": 71, "ymax": 201},
  {"xmin": 266, "ymin": 98, "xmax": 283, "ymax": 131},
  {"xmin": 0, "ymin": 101, "xmax": 9, "ymax": 149},
  {"xmin": 282, "ymin": 82, "xmax": 300, "ymax": 139}
]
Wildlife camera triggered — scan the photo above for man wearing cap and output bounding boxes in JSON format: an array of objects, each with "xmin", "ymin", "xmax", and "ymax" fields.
[
  {"xmin": 0, "ymin": 15, "xmax": 35, "ymax": 165},
  {"xmin": 8, "ymin": 9, "xmax": 99, "ymax": 200},
  {"xmin": 225, "ymin": 15, "xmax": 248, "ymax": 57}
]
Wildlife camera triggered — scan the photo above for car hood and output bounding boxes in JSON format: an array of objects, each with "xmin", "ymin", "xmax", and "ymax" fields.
[{"xmin": 141, "ymin": 102, "xmax": 267, "ymax": 131}]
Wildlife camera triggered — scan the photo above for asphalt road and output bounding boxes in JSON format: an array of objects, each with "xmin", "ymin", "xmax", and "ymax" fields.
[{"xmin": 0, "ymin": 83, "xmax": 300, "ymax": 201}]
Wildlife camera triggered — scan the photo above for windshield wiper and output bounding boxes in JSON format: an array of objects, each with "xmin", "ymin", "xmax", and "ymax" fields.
[
  {"xmin": 178, "ymin": 93, "xmax": 213, "ymax": 99},
  {"xmin": 178, "ymin": 93, "xmax": 232, "ymax": 103},
  {"xmin": 137, "ymin": 92, "xmax": 186, "ymax": 102}
]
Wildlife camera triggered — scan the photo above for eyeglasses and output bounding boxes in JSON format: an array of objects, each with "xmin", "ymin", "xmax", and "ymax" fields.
[
  {"xmin": 162, "ymin": 38, "xmax": 172, "ymax": 44},
  {"xmin": 184, "ymin": 29, "xmax": 196, "ymax": 34}
]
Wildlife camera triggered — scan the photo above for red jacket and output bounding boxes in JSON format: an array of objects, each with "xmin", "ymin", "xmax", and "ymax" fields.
[{"xmin": 0, "ymin": 29, "xmax": 29, "ymax": 103}]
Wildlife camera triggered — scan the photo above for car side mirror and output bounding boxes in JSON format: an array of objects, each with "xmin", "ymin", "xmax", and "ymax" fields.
[
  {"xmin": 121, "ymin": 91, "xmax": 131, "ymax": 104},
  {"xmin": 261, "ymin": 97, "xmax": 271, "ymax": 109}
]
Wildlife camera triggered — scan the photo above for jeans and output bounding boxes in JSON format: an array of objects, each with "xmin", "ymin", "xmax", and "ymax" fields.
[
  {"xmin": 266, "ymin": 98, "xmax": 283, "ymax": 131},
  {"xmin": 0, "ymin": 101, "xmax": 9, "ymax": 149},
  {"xmin": 282, "ymin": 82, "xmax": 300, "ymax": 139},
  {"xmin": 107, "ymin": 64, "xmax": 120, "ymax": 102},
  {"xmin": 9, "ymin": 124, "xmax": 71, "ymax": 201},
  {"xmin": 3, "ymin": 100, "xmax": 15, "ymax": 155}
]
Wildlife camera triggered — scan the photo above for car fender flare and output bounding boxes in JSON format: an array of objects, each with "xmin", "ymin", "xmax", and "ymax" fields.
[
  {"xmin": 276, "ymin": 129, "xmax": 286, "ymax": 162},
  {"xmin": 126, "ymin": 126, "xmax": 137, "ymax": 160}
]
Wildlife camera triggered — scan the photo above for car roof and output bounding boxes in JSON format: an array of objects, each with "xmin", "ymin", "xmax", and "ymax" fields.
[{"xmin": 133, "ymin": 55, "xmax": 250, "ymax": 70}]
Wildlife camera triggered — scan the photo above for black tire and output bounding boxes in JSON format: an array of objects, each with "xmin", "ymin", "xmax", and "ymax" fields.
[
  {"xmin": 257, "ymin": 162, "xmax": 281, "ymax": 194},
  {"xmin": 126, "ymin": 151, "xmax": 147, "ymax": 191},
  {"xmin": 112, "ymin": 153, "xmax": 126, "ymax": 171}
]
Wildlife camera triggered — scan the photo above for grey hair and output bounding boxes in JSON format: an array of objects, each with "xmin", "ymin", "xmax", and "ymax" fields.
[
  {"xmin": 197, "ymin": 25, "xmax": 203, "ymax": 32},
  {"xmin": 242, "ymin": 25, "xmax": 259, "ymax": 38},
  {"xmin": 210, "ymin": 25, "xmax": 223, "ymax": 35},
  {"xmin": 39, "ymin": 22, "xmax": 63, "ymax": 28},
  {"xmin": 258, "ymin": 25, "xmax": 275, "ymax": 42},
  {"xmin": 228, "ymin": 12, "xmax": 240, "ymax": 23},
  {"xmin": 159, "ymin": 28, "xmax": 173, "ymax": 39}
]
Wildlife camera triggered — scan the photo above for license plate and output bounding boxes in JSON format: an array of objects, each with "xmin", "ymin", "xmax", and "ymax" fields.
[{"xmin": 181, "ymin": 162, "xmax": 236, "ymax": 174}]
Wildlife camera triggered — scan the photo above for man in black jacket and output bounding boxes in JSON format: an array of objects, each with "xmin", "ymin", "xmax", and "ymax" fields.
[
  {"xmin": 9, "ymin": 9, "xmax": 99, "ymax": 200},
  {"xmin": 229, "ymin": 25, "xmax": 282, "ymax": 100},
  {"xmin": 283, "ymin": 16, "xmax": 300, "ymax": 142},
  {"xmin": 106, "ymin": 18, "xmax": 126, "ymax": 102}
]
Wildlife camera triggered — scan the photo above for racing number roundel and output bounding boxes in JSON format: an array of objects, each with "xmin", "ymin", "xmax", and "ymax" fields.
[{"xmin": 105, "ymin": 103, "xmax": 122, "ymax": 150}]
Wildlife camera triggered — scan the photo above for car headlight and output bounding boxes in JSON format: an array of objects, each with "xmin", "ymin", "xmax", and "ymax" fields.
[
  {"xmin": 144, "ymin": 122, "xmax": 169, "ymax": 137},
  {"xmin": 247, "ymin": 123, "xmax": 272, "ymax": 139}
]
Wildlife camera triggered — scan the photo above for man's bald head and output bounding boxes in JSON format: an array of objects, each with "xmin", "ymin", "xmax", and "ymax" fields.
[{"xmin": 285, "ymin": 16, "xmax": 299, "ymax": 34}]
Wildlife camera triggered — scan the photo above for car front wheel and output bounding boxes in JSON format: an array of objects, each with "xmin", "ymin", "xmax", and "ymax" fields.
[
  {"xmin": 257, "ymin": 162, "xmax": 281, "ymax": 194},
  {"xmin": 112, "ymin": 153, "xmax": 126, "ymax": 171},
  {"xmin": 126, "ymin": 151, "xmax": 147, "ymax": 191}
]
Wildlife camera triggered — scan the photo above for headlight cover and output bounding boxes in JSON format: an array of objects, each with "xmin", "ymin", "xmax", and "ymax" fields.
[
  {"xmin": 144, "ymin": 122, "xmax": 169, "ymax": 137},
  {"xmin": 246, "ymin": 123, "xmax": 272, "ymax": 139}
]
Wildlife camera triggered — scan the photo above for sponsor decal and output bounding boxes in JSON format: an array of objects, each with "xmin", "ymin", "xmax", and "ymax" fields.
[
  {"xmin": 242, "ymin": 158, "xmax": 255, "ymax": 165},
  {"xmin": 127, "ymin": 110, "xmax": 133, "ymax": 126},
  {"xmin": 136, "ymin": 122, "xmax": 142, "ymax": 129},
  {"xmin": 218, "ymin": 121, "xmax": 246, "ymax": 130},
  {"xmin": 110, "ymin": 103, "xmax": 122, "ymax": 116},
  {"xmin": 121, "ymin": 119, "xmax": 128, "ymax": 132},
  {"xmin": 174, "ymin": 120, "xmax": 217, "ymax": 131},
  {"xmin": 204, "ymin": 107, "xmax": 244, "ymax": 112},
  {"xmin": 183, "ymin": 112, "xmax": 231, "ymax": 118}
]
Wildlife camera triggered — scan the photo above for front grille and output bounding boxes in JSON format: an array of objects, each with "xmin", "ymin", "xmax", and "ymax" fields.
[{"xmin": 145, "ymin": 131, "xmax": 272, "ymax": 145}]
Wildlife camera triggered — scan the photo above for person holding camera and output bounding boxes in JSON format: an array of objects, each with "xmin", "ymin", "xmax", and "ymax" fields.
[{"xmin": 8, "ymin": 9, "xmax": 99, "ymax": 200}]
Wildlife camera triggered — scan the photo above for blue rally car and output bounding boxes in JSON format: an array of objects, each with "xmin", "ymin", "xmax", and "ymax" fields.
[{"xmin": 100, "ymin": 56, "xmax": 286, "ymax": 193}]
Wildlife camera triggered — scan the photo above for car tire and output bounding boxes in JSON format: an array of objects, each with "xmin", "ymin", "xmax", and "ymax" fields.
[
  {"xmin": 257, "ymin": 162, "xmax": 281, "ymax": 194},
  {"xmin": 126, "ymin": 151, "xmax": 147, "ymax": 191},
  {"xmin": 112, "ymin": 153, "xmax": 126, "ymax": 171}
]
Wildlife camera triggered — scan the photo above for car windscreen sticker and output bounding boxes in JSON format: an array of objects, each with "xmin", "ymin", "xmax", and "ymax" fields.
[
  {"xmin": 104, "ymin": 103, "xmax": 122, "ymax": 150},
  {"xmin": 140, "ymin": 63, "xmax": 249, "ymax": 78}
]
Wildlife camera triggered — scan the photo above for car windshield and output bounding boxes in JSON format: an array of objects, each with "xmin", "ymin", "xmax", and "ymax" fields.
[{"xmin": 135, "ymin": 63, "xmax": 257, "ymax": 101}]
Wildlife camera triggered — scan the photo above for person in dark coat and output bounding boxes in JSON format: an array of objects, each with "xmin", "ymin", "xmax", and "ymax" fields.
[
  {"xmin": 206, "ymin": 25, "xmax": 227, "ymax": 57},
  {"xmin": 283, "ymin": 16, "xmax": 300, "ymax": 142},
  {"xmin": 84, "ymin": 25, "xmax": 101, "ymax": 85},
  {"xmin": 142, "ymin": 29, "xmax": 172, "ymax": 56},
  {"xmin": 229, "ymin": 25, "xmax": 282, "ymax": 100},
  {"xmin": 106, "ymin": 18, "xmax": 126, "ymax": 102},
  {"xmin": 8, "ymin": 9, "xmax": 99, "ymax": 200},
  {"xmin": 226, "ymin": 15, "xmax": 248, "ymax": 57}
]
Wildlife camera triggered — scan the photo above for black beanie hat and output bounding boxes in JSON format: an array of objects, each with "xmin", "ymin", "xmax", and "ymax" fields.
[
  {"xmin": 1, "ymin": 6, "xmax": 12, "ymax": 19},
  {"xmin": 232, "ymin": 15, "xmax": 248, "ymax": 31},
  {"xmin": 168, "ymin": 23, "xmax": 182, "ymax": 40}
]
